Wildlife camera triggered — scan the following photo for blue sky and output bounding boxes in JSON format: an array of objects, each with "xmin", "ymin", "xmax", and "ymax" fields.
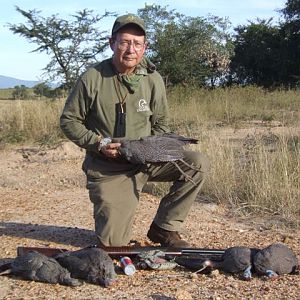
[{"xmin": 1, "ymin": 0, "xmax": 286, "ymax": 80}]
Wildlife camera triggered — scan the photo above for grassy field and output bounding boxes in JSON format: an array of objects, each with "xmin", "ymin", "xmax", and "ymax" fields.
[
  {"xmin": 0, "ymin": 86, "xmax": 299, "ymax": 227},
  {"xmin": 0, "ymin": 99, "xmax": 65, "ymax": 145},
  {"xmin": 167, "ymin": 85, "xmax": 299, "ymax": 128},
  {"xmin": 0, "ymin": 88, "xmax": 14, "ymax": 99},
  {"xmin": 0, "ymin": 88, "xmax": 36, "ymax": 100}
]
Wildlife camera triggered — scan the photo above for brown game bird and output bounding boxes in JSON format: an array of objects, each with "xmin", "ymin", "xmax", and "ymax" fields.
[
  {"xmin": 0, "ymin": 251, "xmax": 81, "ymax": 286},
  {"xmin": 55, "ymin": 247, "xmax": 117, "ymax": 287},
  {"xmin": 253, "ymin": 243, "xmax": 298, "ymax": 279}
]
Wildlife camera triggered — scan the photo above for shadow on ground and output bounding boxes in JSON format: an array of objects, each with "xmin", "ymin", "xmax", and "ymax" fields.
[{"xmin": 0, "ymin": 222, "xmax": 96, "ymax": 248}]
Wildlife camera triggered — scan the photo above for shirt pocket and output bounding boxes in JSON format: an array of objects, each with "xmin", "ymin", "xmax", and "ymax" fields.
[{"xmin": 131, "ymin": 109, "xmax": 153, "ymax": 137}]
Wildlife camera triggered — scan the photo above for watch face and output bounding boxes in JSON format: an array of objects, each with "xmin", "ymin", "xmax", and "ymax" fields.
[
  {"xmin": 101, "ymin": 138, "xmax": 112, "ymax": 147},
  {"xmin": 104, "ymin": 138, "xmax": 112, "ymax": 144},
  {"xmin": 98, "ymin": 137, "xmax": 112, "ymax": 152}
]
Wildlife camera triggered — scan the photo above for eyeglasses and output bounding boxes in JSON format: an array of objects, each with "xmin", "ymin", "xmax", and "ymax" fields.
[{"xmin": 115, "ymin": 40, "xmax": 145, "ymax": 51}]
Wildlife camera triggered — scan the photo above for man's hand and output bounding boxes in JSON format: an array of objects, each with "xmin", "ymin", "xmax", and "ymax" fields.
[{"xmin": 100, "ymin": 142, "xmax": 121, "ymax": 158}]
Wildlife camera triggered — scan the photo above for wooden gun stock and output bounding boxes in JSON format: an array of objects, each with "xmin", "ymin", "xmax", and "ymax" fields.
[
  {"xmin": 17, "ymin": 245, "xmax": 225, "ymax": 260},
  {"xmin": 17, "ymin": 246, "xmax": 69, "ymax": 257}
]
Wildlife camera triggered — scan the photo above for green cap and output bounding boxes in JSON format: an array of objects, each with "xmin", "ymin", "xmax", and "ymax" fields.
[{"xmin": 112, "ymin": 14, "xmax": 146, "ymax": 35}]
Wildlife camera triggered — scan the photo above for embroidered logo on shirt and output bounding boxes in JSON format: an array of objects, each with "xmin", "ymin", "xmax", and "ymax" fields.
[{"xmin": 137, "ymin": 99, "xmax": 150, "ymax": 112}]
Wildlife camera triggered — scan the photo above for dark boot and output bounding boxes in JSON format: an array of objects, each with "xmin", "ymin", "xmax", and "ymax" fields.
[{"xmin": 147, "ymin": 222, "xmax": 190, "ymax": 248}]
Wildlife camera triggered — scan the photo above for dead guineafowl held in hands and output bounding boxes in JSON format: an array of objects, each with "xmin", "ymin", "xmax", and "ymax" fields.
[
  {"xmin": 0, "ymin": 251, "xmax": 81, "ymax": 286},
  {"xmin": 55, "ymin": 247, "xmax": 117, "ymax": 287},
  {"xmin": 116, "ymin": 133, "xmax": 200, "ymax": 183},
  {"xmin": 253, "ymin": 243, "xmax": 298, "ymax": 280}
]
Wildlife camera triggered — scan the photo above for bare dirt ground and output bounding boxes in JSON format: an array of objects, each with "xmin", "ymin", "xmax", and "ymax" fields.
[{"xmin": 0, "ymin": 126, "xmax": 299, "ymax": 300}]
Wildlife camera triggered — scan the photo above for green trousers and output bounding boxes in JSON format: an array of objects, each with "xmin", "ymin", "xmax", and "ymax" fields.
[{"xmin": 83, "ymin": 151, "xmax": 210, "ymax": 246}]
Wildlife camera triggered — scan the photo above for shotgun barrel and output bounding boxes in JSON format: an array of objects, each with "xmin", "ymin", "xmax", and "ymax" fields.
[{"xmin": 100, "ymin": 246, "xmax": 225, "ymax": 260}]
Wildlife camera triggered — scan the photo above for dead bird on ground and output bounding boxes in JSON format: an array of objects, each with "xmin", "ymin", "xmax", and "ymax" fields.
[
  {"xmin": 55, "ymin": 247, "xmax": 117, "ymax": 287},
  {"xmin": 0, "ymin": 251, "xmax": 81, "ymax": 286},
  {"xmin": 253, "ymin": 243, "xmax": 298, "ymax": 279}
]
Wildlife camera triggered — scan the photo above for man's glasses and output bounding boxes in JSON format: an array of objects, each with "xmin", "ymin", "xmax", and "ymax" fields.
[{"xmin": 116, "ymin": 40, "xmax": 145, "ymax": 51}]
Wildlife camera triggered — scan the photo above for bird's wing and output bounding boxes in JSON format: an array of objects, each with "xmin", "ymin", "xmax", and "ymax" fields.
[
  {"xmin": 119, "ymin": 133, "xmax": 197, "ymax": 164},
  {"xmin": 11, "ymin": 252, "xmax": 44, "ymax": 272},
  {"xmin": 56, "ymin": 253, "xmax": 89, "ymax": 275}
]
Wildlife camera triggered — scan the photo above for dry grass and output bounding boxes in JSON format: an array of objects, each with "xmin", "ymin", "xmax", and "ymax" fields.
[
  {"xmin": 197, "ymin": 129, "xmax": 300, "ymax": 227},
  {"xmin": 0, "ymin": 88, "xmax": 14, "ymax": 99},
  {"xmin": 0, "ymin": 99, "xmax": 65, "ymax": 145},
  {"xmin": 168, "ymin": 85, "xmax": 300, "ymax": 128},
  {"xmin": 0, "ymin": 86, "xmax": 299, "ymax": 227},
  {"xmin": 167, "ymin": 86, "xmax": 300, "ymax": 227}
]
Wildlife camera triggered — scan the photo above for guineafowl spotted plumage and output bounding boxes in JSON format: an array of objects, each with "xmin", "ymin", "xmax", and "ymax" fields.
[
  {"xmin": 116, "ymin": 133, "xmax": 200, "ymax": 183},
  {"xmin": 253, "ymin": 243, "xmax": 298, "ymax": 279},
  {"xmin": 0, "ymin": 251, "xmax": 81, "ymax": 286},
  {"xmin": 55, "ymin": 247, "xmax": 117, "ymax": 287}
]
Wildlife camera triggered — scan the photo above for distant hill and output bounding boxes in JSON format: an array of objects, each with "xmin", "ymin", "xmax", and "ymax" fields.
[{"xmin": 0, "ymin": 75, "xmax": 40, "ymax": 88}]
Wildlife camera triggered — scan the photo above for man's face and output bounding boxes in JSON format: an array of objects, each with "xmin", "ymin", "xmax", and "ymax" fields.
[{"xmin": 110, "ymin": 26, "xmax": 146, "ymax": 74}]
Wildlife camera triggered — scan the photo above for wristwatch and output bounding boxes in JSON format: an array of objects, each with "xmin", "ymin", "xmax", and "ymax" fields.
[{"xmin": 98, "ymin": 137, "xmax": 112, "ymax": 152}]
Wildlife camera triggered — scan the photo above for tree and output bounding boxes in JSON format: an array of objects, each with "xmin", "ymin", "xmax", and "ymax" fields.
[
  {"xmin": 33, "ymin": 82, "xmax": 52, "ymax": 98},
  {"xmin": 281, "ymin": 0, "xmax": 300, "ymax": 21},
  {"xmin": 279, "ymin": 0, "xmax": 300, "ymax": 86},
  {"xmin": 137, "ymin": 5, "xmax": 182, "ymax": 56},
  {"xmin": 12, "ymin": 85, "xmax": 29, "ymax": 100},
  {"xmin": 9, "ymin": 7, "xmax": 115, "ymax": 90},
  {"xmin": 230, "ymin": 1, "xmax": 300, "ymax": 88},
  {"xmin": 230, "ymin": 19, "xmax": 282, "ymax": 87},
  {"xmin": 138, "ymin": 5, "xmax": 233, "ymax": 87}
]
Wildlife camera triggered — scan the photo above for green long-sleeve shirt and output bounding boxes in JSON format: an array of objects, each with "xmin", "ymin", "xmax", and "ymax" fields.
[{"xmin": 60, "ymin": 58, "xmax": 169, "ymax": 153}]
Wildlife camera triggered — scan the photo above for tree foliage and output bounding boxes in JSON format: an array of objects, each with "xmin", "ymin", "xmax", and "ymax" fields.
[
  {"xmin": 12, "ymin": 85, "xmax": 29, "ymax": 100},
  {"xmin": 230, "ymin": 19, "xmax": 281, "ymax": 87},
  {"xmin": 230, "ymin": 0, "xmax": 300, "ymax": 88},
  {"xmin": 33, "ymin": 82, "xmax": 67, "ymax": 99},
  {"xmin": 33, "ymin": 82, "xmax": 52, "ymax": 98},
  {"xmin": 281, "ymin": 0, "xmax": 300, "ymax": 20},
  {"xmin": 138, "ymin": 5, "xmax": 233, "ymax": 87},
  {"xmin": 9, "ymin": 7, "xmax": 115, "ymax": 90},
  {"xmin": 279, "ymin": 0, "xmax": 300, "ymax": 86},
  {"xmin": 8, "ymin": 2, "xmax": 299, "ymax": 89}
]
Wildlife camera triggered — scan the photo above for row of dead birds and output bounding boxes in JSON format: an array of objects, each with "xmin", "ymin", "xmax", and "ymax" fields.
[
  {"xmin": 0, "ymin": 242, "xmax": 298, "ymax": 287},
  {"xmin": 0, "ymin": 247, "xmax": 117, "ymax": 287},
  {"xmin": 175, "ymin": 243, "xmax": 298, "ymax": 280}
]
